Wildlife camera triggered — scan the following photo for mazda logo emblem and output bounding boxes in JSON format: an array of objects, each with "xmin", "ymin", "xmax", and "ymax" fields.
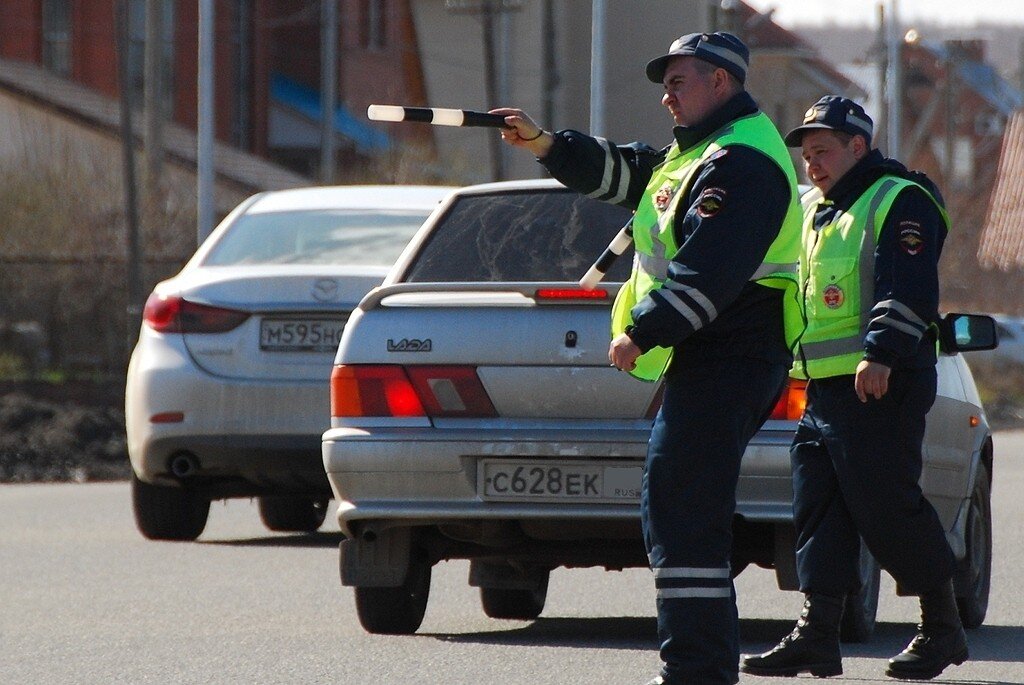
[{"xmin": 312, "ymin": 278, "xmax": 340, "ymax": 302}]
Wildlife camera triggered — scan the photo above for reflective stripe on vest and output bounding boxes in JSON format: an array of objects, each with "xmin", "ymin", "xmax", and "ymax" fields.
[
  {"xmin": 792, "ymin": 176, "xmax": 949, "ymax": 379},
  {"xmin": 610, "ymin": 112, "xmax": 803, "ymax": 382}
]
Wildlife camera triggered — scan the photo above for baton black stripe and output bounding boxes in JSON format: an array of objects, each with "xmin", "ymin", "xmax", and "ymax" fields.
[{"xmin": 594, "ymin": 248, "xmax": 621, "ymax": 273}]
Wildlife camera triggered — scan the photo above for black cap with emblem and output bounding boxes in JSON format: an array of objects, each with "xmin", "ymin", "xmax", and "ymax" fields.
[
  {"xmin": 784, "ymin": 95, "xmax": 874, "ymax": 147},
  {"xmin": 645, "ymin": 31, "xmax": 750, "ymax": 84}
]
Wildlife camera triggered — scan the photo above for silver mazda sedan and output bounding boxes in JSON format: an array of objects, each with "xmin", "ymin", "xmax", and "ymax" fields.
[{"xmin": 126, "ymin": 184, "xmax": 453, "ymax": 541}]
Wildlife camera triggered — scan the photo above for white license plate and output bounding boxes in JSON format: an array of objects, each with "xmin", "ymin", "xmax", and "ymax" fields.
[
  {"xmin": 479, "ymin": 460, "xmax": 642, "ymax": 503},
  {"xmin": 259, "ymin": 318, "xmax": 346, "ymax": 352}
]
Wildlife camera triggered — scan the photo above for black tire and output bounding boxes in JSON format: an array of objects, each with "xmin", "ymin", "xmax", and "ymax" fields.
[
  {"xmin": 955, "ymin": 462, "xmax": 992, "ymax": 629},
  {"xmin": 354, "ymin": 557, "xmax": 431, "ymax": 634},
  {"xmin": 840, "ymin": 538, "xmax": 881, "ymax": 643},
  {"xmin": 131, "ymin": 473, "xmax": 209, "ymax": 541},
  {"xmin": 480, "ymin": 571, "xmax": 550, "ymax": 620},
  {"xmin": 257, "ymin": 496, "xmax": 328, "ymax": 533}
]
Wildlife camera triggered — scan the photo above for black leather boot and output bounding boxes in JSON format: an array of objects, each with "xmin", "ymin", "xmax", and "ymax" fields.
[
  {"xmin": 740, "ymin": 594, "xmax": 844, "ymax": 677},
  {"xmin": 886, "ymin": 580, "xmax": 968, "ymax": 680}
]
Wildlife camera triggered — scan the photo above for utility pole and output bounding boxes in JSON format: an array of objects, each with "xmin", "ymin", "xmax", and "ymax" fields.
[
  {"xmin": 589, "ymin": 0, "xmax": 606, "ymax": 136},
  {"xmin": 886, "ymin": 0, "xmax": 902, "ymax": 160},
  {"xmin": 444, "ymin": 0, "xmax": 520, "ymax": 182},
  {"xmin": 876, "ymin": 3, "xmax": 888, "ymax": 153},
  {"xmin": 116, "ymin": 0, "xmax": 143, "ymax": 354},
  {"xmin": 944, "ymin": 41, "xmax": 957, "ymax": 187},
  {"xmin": 143, "ymin": 0, "xmax": 164, "ymax": 201},
  {"xmin": 197, "ymin": 0, "xmax": 215, "ymax": 243},
  {"xmin": 481, "ymin": 0, "xmax": 504, "ymax": 181},
  {"xmin": 320, "ymin": 0, "xmax": 339, "ymax": 184},
  {"xmin": 541, "ymin": 0, "xmax": 558, "ymax": 130}
]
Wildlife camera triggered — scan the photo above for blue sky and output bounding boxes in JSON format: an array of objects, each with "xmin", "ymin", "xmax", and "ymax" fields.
[{"xmin": 742, "ymin": 0, "xmax": 1024, "ymax": 26}]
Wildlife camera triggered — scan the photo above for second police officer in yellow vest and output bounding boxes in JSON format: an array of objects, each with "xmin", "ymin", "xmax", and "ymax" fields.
[
  {"xmin": 497, "ymin": 32, "xmax": 802, "ymax": 685},
  {"xmin": 741, "ymin": 96, "xmax": 968, "ymax": 681}
]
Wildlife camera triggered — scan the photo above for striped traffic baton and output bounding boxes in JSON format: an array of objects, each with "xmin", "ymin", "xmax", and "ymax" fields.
[
  {"xmin": 367, "ymin": 104, "xmax": 510, "ymax": 128},
  {"xmin": 579, "ymin": 218, "xmax": 634, "ymax": 290}
]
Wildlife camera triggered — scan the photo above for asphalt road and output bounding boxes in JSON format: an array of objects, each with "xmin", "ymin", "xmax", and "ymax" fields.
[{"xmin": 2, "ymin": 432, "xmax": 1023, "ymax": 685}]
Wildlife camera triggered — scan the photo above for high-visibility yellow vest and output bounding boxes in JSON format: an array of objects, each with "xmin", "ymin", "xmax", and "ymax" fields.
[
  {"xmin": 611, "ymin": 112, "xmax": 803, "ymax": 381},
  {"xmin": 791, "ymin": 176, "xmax": 949, "ymax": 379}
]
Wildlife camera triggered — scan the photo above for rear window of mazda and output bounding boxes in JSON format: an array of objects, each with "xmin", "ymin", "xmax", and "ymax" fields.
[{"xmin": 403, "ymin": 190, "xmax": 633, "ymax": 282}]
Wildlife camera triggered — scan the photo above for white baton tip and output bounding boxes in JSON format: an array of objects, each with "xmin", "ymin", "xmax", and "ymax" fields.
[
  {"xmin": 430, "ymin": 108, "xmax": 466, "ymax": 126},
  {"xmin": 367, "ymin": 104, "xmax": 405, "ymax": 122},
  {"xmin": 609, "ymin": 230, "xmax": 633, "ymax": 254},
  {"xmin": 579, "ymin": 267, "xmax": 603, "ymax": 290}
]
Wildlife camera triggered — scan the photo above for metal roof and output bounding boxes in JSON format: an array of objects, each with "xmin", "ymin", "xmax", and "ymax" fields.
[{"xmin": 921, "ymin": 40, "xmax": 1024, "ymax": 116}]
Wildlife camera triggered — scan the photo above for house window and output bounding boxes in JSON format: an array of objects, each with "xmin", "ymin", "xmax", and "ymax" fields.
[
  {"xmin": 42, "ymin": 0, "xmax": 71, "ymax": 76},
  {"xmin": 360, "ymin": 0, "xmax": 387, "ymax": 50}
]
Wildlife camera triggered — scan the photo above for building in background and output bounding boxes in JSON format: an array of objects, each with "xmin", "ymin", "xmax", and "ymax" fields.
[
  {"xmin": 1, "ymin": 0, "xmax": 868, "ymax": 183},
  {"xmin": 976, "ymin": 110, "xmax": 1024, "ymax": 315},
  {"xmin": 894, "ymin": 36, "xmax": 1023, "ymax": 311},
  {"xmin": 2, "ymin": 0, "xmax": 1021, "ymax": 373}
]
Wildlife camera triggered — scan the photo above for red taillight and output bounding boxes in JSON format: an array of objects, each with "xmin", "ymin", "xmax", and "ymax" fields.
[
  {"xmin": 331, "ymin": 366, "xmax": 425, "ymax": 418},
  {"xmin": 770, "ymin": 379, "xmax": 808, "ymax": 420},
  {"xmin": 143, "ymin": 293, "xmax": 250, "ymax": 333},
  {"xmin": 535, "ymin": 288, "xmax": 608, "ymax": 300},
  {"xmin": 330, "ymin": 365, "xmax": 497, "ymax": 418}
]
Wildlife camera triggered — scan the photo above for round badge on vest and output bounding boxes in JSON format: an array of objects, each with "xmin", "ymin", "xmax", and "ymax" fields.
[{"xmin": 822, "ymin": 284, "xmax": 845, "ymax": 309}]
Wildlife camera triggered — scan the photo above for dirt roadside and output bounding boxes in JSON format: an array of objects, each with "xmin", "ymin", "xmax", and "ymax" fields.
[{"xmin": 0, "ymin": 382, "xmax": 129, "ymax": 483}]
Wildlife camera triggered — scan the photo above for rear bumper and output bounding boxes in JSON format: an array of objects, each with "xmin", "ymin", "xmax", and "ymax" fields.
[
  {"xmin": 127, "ymin": 333, "xmax": 332, "ymax": 497},
  {"xmin": 322, "ymin": 425, "xmax": 796, "ymax": 538},
  {"xmin": 137, "ymin": 433, "xmax": 330, "ymax": 496}
]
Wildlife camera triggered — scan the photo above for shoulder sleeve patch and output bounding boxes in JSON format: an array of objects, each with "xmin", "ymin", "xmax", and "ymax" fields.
[
  {"xmin": 705, "ymin": 148, "xmax": 729, "ymax": 163},
  {"xmin": 696, "ymin": 187, "xmax": 727, "ymax": 218},
  {"xmin": 898, "ymin": 221, "xmax": 924, "ymax": 255}
]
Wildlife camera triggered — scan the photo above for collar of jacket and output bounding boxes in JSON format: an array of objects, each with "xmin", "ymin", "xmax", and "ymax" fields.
[
  {"xmin": 671, "ymin": 91, "xmax": 758, "ymax": 150},
  {"xmin": 821, "ymin": 148, "xmax": 890, "ymax": 211}
]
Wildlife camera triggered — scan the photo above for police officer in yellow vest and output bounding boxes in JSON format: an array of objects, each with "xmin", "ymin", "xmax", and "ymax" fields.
[
  {"xmin": 741, "ymin": 96, "xmax": 968, "ymax": 681},
  {"xmin": 496, "ymin": 32, "xmax": 802, "ymax": 685}
]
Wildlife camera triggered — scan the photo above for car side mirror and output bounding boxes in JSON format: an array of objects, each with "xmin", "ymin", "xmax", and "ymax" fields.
[{"xmin": 938, "ymin": 313, "xmax": 999, "ymax": 353}]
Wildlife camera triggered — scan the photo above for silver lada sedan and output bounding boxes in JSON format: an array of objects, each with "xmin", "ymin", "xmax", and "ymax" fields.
[{"xmin": 322, "ymin": 179, "xmax": 995, "ymax": 639}]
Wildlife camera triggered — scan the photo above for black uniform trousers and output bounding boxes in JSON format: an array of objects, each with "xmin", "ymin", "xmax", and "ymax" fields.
[
  {"xmin": 791, "ymin": 367, "xmax": 956, "ymax": 597},
  {"xmin": 642, "ymin": 357, "xmax": 789, "ymax": 685}
]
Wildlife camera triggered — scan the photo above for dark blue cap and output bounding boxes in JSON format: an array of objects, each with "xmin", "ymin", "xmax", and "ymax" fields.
[
  {"xmin": 784, "ymin": 95, "xmax": 874, "ymax": 147},
  {"xmin": 645, "ymin": 32, "xmax": 749, "ymax": 84}
]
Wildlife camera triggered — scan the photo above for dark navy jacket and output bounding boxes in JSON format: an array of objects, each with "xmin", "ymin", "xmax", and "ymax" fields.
[
  {"xmin": 539, "ymin": 92, "xmax": 794, "ymax": 367},
  {"xmin": 807, "ymin": 150, "xmax": 946, "ymax": 370}
]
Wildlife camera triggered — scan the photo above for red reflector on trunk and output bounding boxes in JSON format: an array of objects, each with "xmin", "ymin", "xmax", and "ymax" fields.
[
  {"xmin": 406, "ymin": 366, "xmax": 497, "ymax": 417},
  {"xmin": 150, "ymin": 412, "xmax": 185, "ymax": 424},
  {"xmin": 534, "ymin": 288, "xmax": 608, "ymax": 300}
]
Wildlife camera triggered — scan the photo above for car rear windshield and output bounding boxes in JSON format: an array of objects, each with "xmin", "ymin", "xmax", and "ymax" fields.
[
  {"xmin": 402, "ymin": 190, "xmax": 634, "ymax": 282},
  {"xmin": 201, "ymin": 210, "xmax": 432, "ymax": 266}
]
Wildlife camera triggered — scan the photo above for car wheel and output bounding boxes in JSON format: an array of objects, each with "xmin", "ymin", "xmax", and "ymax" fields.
[
  {"xmin": 840, "ymin": 538, "xmax": 880, "ymax": 643},
  {"xmin": 480, "ymin": 570, "xmax": 550, "ymax": 620},
  {"xmin": 954, "ymin": 462, "xmax": 991, "ymax": 629},
  {"xmin": 354, "ymin": 555, "xmax": 431, "ymax": 634},
  {"xmin": 131, "ymin": 473, "xmax": 209, "ymax": 541},
  {"xmin": 257, "ymin": 496, "xmax": 328, "ymax": 533}
]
